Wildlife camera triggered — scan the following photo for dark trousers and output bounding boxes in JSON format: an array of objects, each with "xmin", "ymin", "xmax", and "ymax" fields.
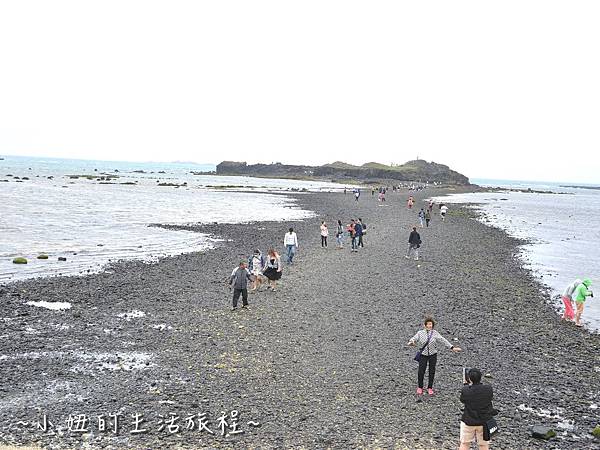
[
  {"xmin": 417, "ymin": 353, "xmax": 438, "ymax": 388},
  {"xmin": 426, "ymin": 219, "xmax": 430, "ymax": 227},
  {"xmin": 358, "ymin": 235, "xmax": 364, "ymax": 247},
  {"xmin": 232, "ymin": 289, "xmax": 248, "ymax": 307},
  {"xmin": 321, "ymin": 236, "xmax": 327, "ymax": 247},
  {"xmin": 351, "ymin": 236, "xmax": 358, "ymax": 250}
]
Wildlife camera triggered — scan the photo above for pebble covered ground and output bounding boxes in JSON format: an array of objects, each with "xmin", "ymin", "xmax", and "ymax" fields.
[{"xmin": 1, "ymin": 187, "xmax": 599, "ymax": 449}]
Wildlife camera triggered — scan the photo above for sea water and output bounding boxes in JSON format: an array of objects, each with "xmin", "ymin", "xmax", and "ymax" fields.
[
  {"xmin": 0, "ymin": 156, "xmax": 348, "ymax": 283},
  {"xmin": 434, "ymin": 179, "xmax": 600, "ymax": 332}
]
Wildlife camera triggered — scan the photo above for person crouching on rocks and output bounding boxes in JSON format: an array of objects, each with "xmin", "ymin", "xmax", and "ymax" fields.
[
  {"xmin": 459, "ymin": 368, "xmax": 497, "ymax": 450},
  {"xmin": 262, "ymin": 248, "xmax": 282, "ymax": 291},
  {"xmin": 408, "ymin": 318, "xmax": 461, "ymax": 396},
  {"xmin": 229, "ymin": 260, "xmax": 254, "ymax": 311},
  {"xmin": 561, "ymin": 278, "xmax": 581, "ymax": 321},
  {"xmin": 573, "ymin": 278, "xmax": 593, "ymax": 327}
]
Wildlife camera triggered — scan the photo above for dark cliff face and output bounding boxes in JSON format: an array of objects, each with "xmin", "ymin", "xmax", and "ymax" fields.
[{"xmin": 216, "ymin": 160, "xmax": 469, "ymax": 185}]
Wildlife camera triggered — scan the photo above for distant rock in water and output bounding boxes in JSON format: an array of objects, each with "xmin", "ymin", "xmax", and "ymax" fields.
[
  {"xmin": 216, "ymin": 159, "xmax": 469, "ymax": 184},
  {"xmin": 37, "ymin": 254, "xmax": 49, "ymax": 260},
  {"xmin": 13, "ymin": 257, "xmax": 28, "ymax": 264},
  {"xmin": 560, "ymin": 185, "xmax": 600, "ymax": 190}
]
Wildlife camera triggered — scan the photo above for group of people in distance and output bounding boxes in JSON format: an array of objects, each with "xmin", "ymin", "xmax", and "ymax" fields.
[
  {"xmin": 228, "ymin": 228, "xmax": 300, "ymax": 310},
  {"xmin": 319, "ymin": 218, "xmax": 367, "ymax": 252},
  {"xmin": 227, "ymin": 188, "xmax": 593, "ymax": 449}
]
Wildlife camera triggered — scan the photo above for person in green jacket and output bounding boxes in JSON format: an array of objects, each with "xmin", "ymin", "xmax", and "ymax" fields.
[{"xmin": 573, "ymin": 278, "xmax": 593, "ymax": 327}]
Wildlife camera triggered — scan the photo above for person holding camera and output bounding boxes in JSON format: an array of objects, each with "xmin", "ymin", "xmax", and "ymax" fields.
[
  {"xmin": 460, "ymin": 368, "xmax": 497, "ymax": 450},
  {"xmin": 408, "ymin": 318, "xmax": 461, "ymax": 395}
]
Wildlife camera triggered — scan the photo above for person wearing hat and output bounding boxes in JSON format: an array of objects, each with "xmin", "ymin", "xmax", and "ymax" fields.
[
  {"xmin": 573, "ymin": 278, "xmax": 593, "ymax": 327},
  {"xmin": 229, "ymin": 260, "xmax": 254, "ymax": 311}
]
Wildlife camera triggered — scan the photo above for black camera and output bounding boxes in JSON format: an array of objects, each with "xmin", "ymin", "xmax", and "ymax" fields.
[{"xmin": 463, "ymin": 367, "xmax": 472, "ymax": 384}]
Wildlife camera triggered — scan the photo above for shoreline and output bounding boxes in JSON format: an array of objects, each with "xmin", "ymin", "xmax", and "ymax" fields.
[{"xmin": 1, "ymin": 187, "xmax": 599, "ymax": 449}]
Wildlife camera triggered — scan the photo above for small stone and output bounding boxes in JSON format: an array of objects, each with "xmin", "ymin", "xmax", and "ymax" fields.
[
  {"xmin": 12, "ymin": 257, "xmax": 27, "ymax": 264},
  {"xmin": 37, "ymin": 254, "xmax": 49, "ymax": 260},
  {"xmin": 58, "ymin": 257, "xmax": 67, "ymax": 262},
  {"xmin": 592, "ymin": 425, "xmax": 600, "ymax": 438}
]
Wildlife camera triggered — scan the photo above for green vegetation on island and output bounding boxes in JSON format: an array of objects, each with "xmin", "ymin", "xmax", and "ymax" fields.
[{"xmin": 216, "ymin": 159, "xmax": 470, "ymax": 185}]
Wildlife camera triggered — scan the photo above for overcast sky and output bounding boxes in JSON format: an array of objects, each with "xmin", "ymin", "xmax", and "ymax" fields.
[{"xmin": 1, "ymin": 1, "xmax": 599, "ymax": 183}]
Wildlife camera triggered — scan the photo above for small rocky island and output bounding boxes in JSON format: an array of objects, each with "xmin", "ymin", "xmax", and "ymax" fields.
[{"xmin": 215, "ymin": 160, "xmax": 470, "ymax": 185}]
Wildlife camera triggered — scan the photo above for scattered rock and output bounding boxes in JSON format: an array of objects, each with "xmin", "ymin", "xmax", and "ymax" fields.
[
  {"xmin": 531, "ymin": 425, "xmax": 557, "ymax": 440},
  {"xmin": 58, "ymin": 257, "xmax": 67, "ymax": 262},
  {"xmin": 592, "ymin": 425, "xmax": 600, "ymax": 438},
  {"xmin": 12, "ymin": 257, "xmax": 27, "ymax": 264},
  {"xmin": 37, "ymin": 254, "xmax": 49, "ymax": 260}
]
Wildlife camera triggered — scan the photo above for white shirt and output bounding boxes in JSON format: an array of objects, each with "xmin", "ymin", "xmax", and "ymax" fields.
[
  {"xmin": 284, "ymin": 232, "xmax": 298, "ymax": 247},
  {"xmin": 440, "ymin": 205, "xmax": 448, "ymax": 214},
  {"xmin": 250, "ymin": 256, "xmax": 262, "ymax": 274},
  {"xmin": 320, "ymin": 225, "xmax": 328, "ymax": 237},
  {"xmin": 562, "ymin": 279, "xmax": 582, "ymax": 298}
]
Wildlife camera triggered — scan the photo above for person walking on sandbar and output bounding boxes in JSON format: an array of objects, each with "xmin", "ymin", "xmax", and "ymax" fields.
[
  {"xmin": 262, "ymin": 248, "xmax": 282, "ymax": 291},
  {"xmin": 348, "ymin": 219, "xmax": 357, "ymax": 252},
  {"xmin": 336, "ymin": 219, "xmax": 344, "ymax": 249},
  {"xmin": 284, "ymin": 227, "xmax": 299, "ymax": 264},
  {"xmin": 357, "ymin": 218, "xmax": 366, "ymax": 247},
  {"xmin": 418, "ymin": 208, "xmax": 426, "ymax": 228},
  {"xmin": 406, "ymin": 226, "xmax": 421, "ymax": 261},
  {"xmin": 440, "ymin": 204, "xmax": 448, "ymax": 221},
  {"xmin": 425, "ymin": 209, "xmax": 431, "ymax": 227},
  {"xmin": 408, "ymin": 318, "xmax": 462, "ymax": 396},
  {"xmin": 229, "ymin": 260, "xmax": 253, "ymax": 311},
  {"xmin": 320, "ymin": 221, "xmax": 328, "ymax": 248}
]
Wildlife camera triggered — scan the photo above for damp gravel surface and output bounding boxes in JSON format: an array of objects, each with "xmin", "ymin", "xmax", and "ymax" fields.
[{"xmin": 1, "ymin": 188, "xmax": 599, "ymax": 449}]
